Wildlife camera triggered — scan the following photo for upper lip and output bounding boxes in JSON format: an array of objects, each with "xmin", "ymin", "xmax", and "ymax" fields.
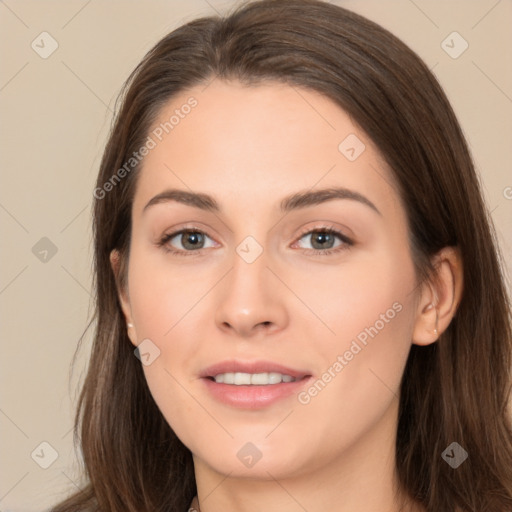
[{"xmin": 200, "ymin": 360, "xmax": 311, "ymax": 379}]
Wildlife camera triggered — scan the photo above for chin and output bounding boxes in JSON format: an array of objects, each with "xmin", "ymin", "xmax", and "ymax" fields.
[{"xmin": 188, "ymin": 431, "xmax": 322, "ymax": 481}]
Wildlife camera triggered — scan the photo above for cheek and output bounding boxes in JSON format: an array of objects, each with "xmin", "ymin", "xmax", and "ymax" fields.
[
  {"xmin": 299, "ymin": 248, "xmax": 417, "ymax": 428},
  {"xmin": 127, "ymin": 242, "xmax": 212, "ymax": 341},
  {"xmin": 125, "ymin": 247, "xmax": 214, "ymax": 443},
  {"xmin": 140, "ymin": 362, "xmax": 207, "ymax": 460},
  {"xmin": 313, "ymin": 244, "xmax": 416, "ymax": 351}
]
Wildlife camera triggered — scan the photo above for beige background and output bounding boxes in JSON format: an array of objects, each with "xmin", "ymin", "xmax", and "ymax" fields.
[{"xmin": 0, "ymin": 1, "xmax": 511, "ymax": 510}]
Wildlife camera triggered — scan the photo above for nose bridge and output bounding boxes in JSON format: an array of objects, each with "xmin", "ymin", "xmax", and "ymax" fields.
[{"xmin": 227, "ymin": 239, "xmax": 273, "ymax": 309}]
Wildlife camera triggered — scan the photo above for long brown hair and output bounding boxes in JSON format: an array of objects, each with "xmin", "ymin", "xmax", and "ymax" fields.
[{"xmin": 51, "ymin": 1, "xmax": 512, "ymax": 510}]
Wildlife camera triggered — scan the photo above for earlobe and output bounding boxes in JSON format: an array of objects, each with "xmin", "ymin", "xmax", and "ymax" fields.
[
  {"xmin": 412, "ymin": 246, "xmax": 463, "ymax": 346},
  {"xmin": 110, "ymin": 249, "xmax": 138, "ymax": 347},
  {"xmin": 412, "ymin": 300, "xmax": 439, "ymax": 346},
  {"xmin": 125, "ymin": 322, "xmax": 138, "ymax": 346}
]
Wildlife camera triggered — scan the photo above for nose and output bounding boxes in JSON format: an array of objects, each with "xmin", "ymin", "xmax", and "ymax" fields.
[{"xmin": 214, "ymin": 247, "xmax": 289, "ymax": 339}]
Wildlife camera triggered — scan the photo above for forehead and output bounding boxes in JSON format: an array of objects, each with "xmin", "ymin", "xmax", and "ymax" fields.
[{"xmin": 132, "ymin": 79, "xmax": 400, "ymax": 218}]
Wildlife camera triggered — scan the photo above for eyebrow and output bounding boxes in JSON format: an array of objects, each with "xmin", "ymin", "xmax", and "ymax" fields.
[{"xmin": 142, "ymin": 187, "xmax": 381, "ymax": 216}]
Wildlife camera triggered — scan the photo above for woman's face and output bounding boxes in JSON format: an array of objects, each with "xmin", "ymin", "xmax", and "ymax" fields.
[{"xmin": 116, "ymin": 79, "xmax": 424, "ymax": 480}]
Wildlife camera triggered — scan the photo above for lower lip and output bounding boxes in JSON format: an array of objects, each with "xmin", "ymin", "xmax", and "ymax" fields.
[{"xmin": 202, "ymin": 376, "xmax": 312, "ymax": 409}]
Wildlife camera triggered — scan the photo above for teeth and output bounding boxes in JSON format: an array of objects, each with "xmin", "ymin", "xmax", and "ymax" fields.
[
  {"xmin": 235, "ymin": 372, "xmax": 252, "ymax": 385},
  {"xmin": 213, "ymin": 372, "xmax": 297, "ymax": 385}
]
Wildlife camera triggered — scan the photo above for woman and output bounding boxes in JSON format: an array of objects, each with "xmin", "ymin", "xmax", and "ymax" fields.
[{"xmin": 52, "ymin": 0, "xmax": 512, "ymax": 511}]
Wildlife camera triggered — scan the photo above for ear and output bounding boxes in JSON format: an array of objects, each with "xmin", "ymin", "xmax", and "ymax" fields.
[
  {"xmin": 412, "ymin": 246, "xmax": 463, "ymax": 346},
  {"xmin": 110, "ymin": 249, "xmax": 137, "ymax": 346}
]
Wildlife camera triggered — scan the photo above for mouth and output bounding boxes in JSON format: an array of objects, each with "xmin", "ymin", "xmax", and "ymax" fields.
[{"xmin": 200, "ymin": 360, "xmax": 313, "ymax": 409}]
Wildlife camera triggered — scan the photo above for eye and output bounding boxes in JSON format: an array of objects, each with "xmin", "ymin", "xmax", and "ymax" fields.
[
  {"xmin": 294, "ymin": 227, "xmax": 353, "ymax": 255},
  {"xmin": 158, "ymin": 228, "xmax": 217, "ymax": 256},
  {"xmin": 157, "ymin": 225, "xmax": 353, "ymax": 257}
]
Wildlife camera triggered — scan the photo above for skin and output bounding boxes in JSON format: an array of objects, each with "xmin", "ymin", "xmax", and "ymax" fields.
[{"xmin": 111, "ymin": 80, "xmax": 462, "ymax": 512}]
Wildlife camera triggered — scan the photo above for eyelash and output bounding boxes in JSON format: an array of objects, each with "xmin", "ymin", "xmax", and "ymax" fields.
[{"xmin": 157, "ymin": 224, "xmax": 354, "ymax": 258}]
